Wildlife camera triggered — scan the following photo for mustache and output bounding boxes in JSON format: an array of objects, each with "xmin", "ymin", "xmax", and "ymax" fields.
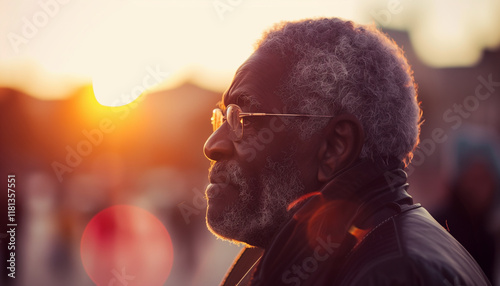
[{"xmin": 208, "ymin": 161, "xmax": 243, "ymax": 186}]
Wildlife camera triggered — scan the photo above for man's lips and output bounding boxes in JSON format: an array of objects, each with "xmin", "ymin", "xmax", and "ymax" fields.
[
  {"xmin": 208, "ymin": 174, "xmax": 228, "ymax": 185},
  {"xmin": 206, "ymin": 183, "xmax": 238, "ymax": 199},
  {"xmin": 207, "ymin": 162, "xmax": 241, "ymax": 199},
  {"xmin": 208, "ymin": 169, "xmax": 237, "ymax": 185},
  {"xmin": 207, "ymin": 172, "xmax": 238, "ymax": 199}
]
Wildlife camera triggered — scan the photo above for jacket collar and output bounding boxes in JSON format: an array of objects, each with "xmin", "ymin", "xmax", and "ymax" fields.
[{"xmin": 250, "ymin": 157, "xmax": 415, "ymax": 285}]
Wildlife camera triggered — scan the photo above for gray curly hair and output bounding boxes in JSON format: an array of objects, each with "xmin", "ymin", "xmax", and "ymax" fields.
[{"xmin": 255, "ymin": 18, "xmax": 422, "ymax": 165}]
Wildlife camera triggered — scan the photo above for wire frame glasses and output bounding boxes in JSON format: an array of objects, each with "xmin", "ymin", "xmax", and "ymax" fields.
[{"xmin": 211, "ymin": 104, "xmax": 334, "ymax": 141}]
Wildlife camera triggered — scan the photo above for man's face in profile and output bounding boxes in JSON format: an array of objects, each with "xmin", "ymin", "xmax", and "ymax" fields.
[{"xmin": 203, "ymin": 51, "xmax": 319, "ymax": 247}]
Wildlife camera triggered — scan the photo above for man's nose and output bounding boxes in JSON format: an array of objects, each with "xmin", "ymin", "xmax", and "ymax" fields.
[{"xmin": 203, "ymin": 125, "xmax": 233, "ymax": 161}]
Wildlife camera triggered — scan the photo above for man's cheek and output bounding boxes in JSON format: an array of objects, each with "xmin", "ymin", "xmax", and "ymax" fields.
[
  {"xmin": 233, "ymin": 138, "xmax": 257, "ymax": 163},
  {"xmin": 237, "ymin": 123, "xmax": 284, "ymax": 162},
  {"xmin": 240, "ymin": 145, "xmax": 257, "ymax": 162}
]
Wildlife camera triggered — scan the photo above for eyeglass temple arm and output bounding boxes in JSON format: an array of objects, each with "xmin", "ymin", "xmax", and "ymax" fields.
[{"xmin": 239, "ymin": 112, "xmax": 334, "ymax": 118}]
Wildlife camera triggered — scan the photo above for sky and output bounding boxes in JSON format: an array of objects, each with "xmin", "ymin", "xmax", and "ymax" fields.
[{"xmin": 0, "ymin": 0, "xmax": 499, "ymax": 105}]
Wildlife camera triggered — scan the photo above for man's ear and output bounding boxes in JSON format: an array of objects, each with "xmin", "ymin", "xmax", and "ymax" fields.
[{"xmin": 317, "ymin": 114, "xmax": 364, "ymax": 182}]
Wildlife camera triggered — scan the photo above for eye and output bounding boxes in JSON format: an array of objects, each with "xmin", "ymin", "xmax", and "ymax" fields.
[{"xmin": 242, "ymin": 116, "xmax": 265, "ymax": 129}]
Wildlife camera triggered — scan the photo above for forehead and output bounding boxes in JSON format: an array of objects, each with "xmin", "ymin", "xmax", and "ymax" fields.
[{"xmin": 222, "ymin": 50, "xmax": 286, "ymax": 112}]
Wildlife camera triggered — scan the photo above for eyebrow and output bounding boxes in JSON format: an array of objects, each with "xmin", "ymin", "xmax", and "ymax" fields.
[
  {"xmin": 218, "ymin": 92, "xmax": 262, "ymax": 112},
  {"xmin": 239, "ymin": 93, "xmax": 262, "ymax": 110},
  {"xmin": 216, "ymin": 100, "xmax": 225, "ymax": 111}
]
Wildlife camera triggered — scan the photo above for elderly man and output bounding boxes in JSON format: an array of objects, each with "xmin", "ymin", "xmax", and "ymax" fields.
[{"xmin": 203, "ymin": 18, "xmax": 490, "ymax": 286}]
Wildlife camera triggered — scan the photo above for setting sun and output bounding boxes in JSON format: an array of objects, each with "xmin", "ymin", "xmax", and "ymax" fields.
[{"xmin": 1, "ymin": 1, "xmax": 499, "ymax": 104}]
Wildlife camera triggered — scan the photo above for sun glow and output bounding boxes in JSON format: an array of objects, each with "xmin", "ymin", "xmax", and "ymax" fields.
[{"xmin": 0, "ymin": 0, "xmax": 498, "ymax": 103}]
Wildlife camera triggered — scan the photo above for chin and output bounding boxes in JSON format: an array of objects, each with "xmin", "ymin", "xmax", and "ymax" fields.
[
  {"xmin": 206, "ymin": 220, "xmax": 251, "ymax": 247},
  {"xmin": 205, "ymin": 208, "xmax": 280, "ymax": 249}
]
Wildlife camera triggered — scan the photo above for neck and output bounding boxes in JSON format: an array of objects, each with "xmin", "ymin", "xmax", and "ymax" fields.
[{"xmin": 320, "ymin": 156, "xmax": 406, "ymax": 200}]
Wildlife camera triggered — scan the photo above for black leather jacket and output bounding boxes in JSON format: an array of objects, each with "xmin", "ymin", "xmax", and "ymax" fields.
[{"xmin": 223, "ymin": 158, "xmax": 491, "ymax": 286}]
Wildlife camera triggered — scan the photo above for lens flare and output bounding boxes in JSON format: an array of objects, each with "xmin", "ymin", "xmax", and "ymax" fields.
[{"xmin": 81, "ymin": 205, "xmax": 173, "ymax": 286}]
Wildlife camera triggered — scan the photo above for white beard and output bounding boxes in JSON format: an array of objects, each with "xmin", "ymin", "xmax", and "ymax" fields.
[{"xmin": 206, "ymin": 155, "xmax": 305, "ymax": 247}]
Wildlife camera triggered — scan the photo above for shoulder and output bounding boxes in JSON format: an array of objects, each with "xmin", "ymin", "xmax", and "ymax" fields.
[
  {"xmin": 337, "ymin": 207, "xmax": 491, "ymax": 286},
  {"xmin": 343, "ymin": 255, "xmax": 480, "ymax": 286}
]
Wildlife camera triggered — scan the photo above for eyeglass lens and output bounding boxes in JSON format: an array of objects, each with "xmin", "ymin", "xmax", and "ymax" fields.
[
  {"xmin": 227, "ymin": 105, "xmax": 243, "ymax": 140},
  {"xmin": 211, "ymin": 105, "xmax": 244, "ymax": 140},
  {"xmin": 211, "ymin": 109, "xmax": 223, "ymax": 132}
]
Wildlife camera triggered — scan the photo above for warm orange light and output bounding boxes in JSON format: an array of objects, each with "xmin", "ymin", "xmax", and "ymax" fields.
[{"xmin": 348, "ymin": 225, "xmax": 370, "ymax": 243}]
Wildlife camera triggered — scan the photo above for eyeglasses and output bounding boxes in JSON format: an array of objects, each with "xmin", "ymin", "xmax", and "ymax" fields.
[{"xmin": 211, "ymin": 104, "xmax": 334, "ymax": 141}]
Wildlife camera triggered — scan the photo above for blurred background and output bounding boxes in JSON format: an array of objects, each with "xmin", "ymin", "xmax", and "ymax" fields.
[{"xmin": 1, "ymin": 0, "xmax": 499, "ymax": 285}]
